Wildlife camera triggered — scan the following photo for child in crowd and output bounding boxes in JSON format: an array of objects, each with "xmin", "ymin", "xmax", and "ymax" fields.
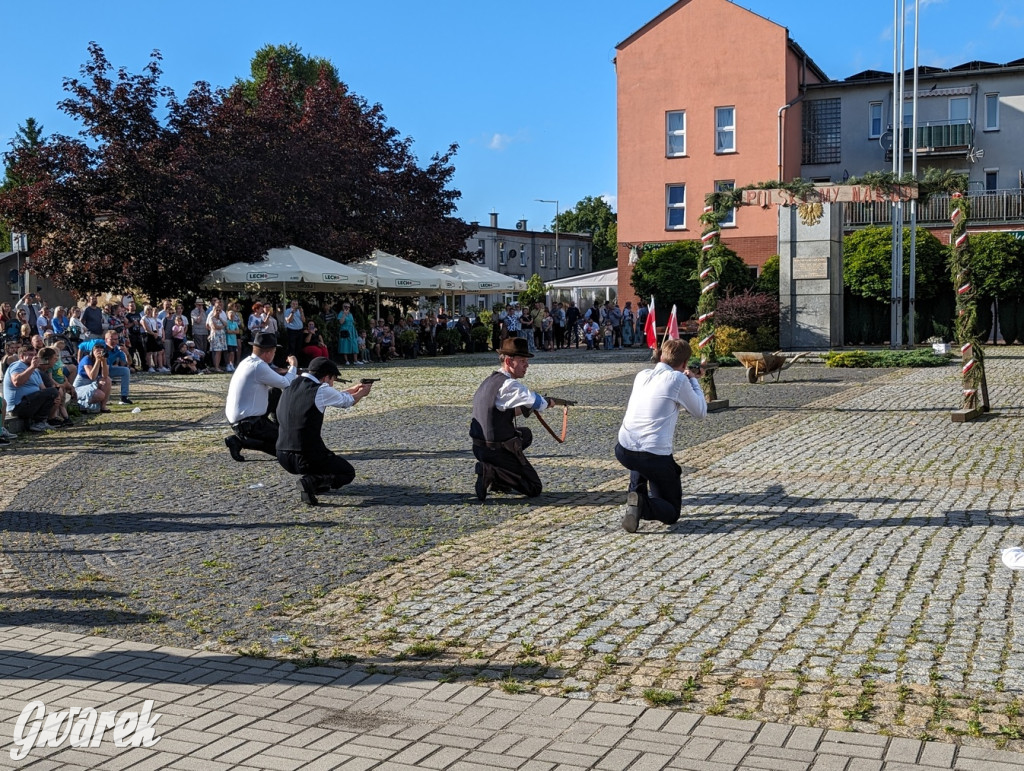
[
  {"xmin": 583, "ymin": 320, "xmax": 600, "ymax": 350},
  {"xmin": 357, "ymin": 331, "xmax": 369, "ymax": 363},
  {"xmin": 173, "ymin": 343, "xmax": 200, "ymax": 375},
  {"xmin": 602, "ymin": 320, "xmax": 614, "ymax": 351},
  {"xmin": 41, "ymin": 347, "xmax": 74, "ymax": 427}
]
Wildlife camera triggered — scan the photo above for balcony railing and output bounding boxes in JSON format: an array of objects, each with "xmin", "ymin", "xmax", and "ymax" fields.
[
  {"xmin": 845, "ymin": 188, "xmax": 1024, "ymax": 228},
  {"xmin": 901, "ymin": 119, "xmax": 974, "ymax": 152}
]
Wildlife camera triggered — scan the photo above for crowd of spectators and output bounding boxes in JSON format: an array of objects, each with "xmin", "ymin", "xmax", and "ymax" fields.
[{"xmin": 1, "ymin": 290, "xmax": 652, "ymax": 447}]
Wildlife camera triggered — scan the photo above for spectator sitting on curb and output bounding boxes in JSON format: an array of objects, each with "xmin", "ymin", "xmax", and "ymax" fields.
[
  {"xmin": 73, "ymin": 341, "xmax": 112, "ymax": 414},
  {"xmin": 3, "ymin": 345, "xmax": 60, "ymax": 432},
  {"xmin": 38, "ymin": 347, "xmax": 73, "ymax": 427}
]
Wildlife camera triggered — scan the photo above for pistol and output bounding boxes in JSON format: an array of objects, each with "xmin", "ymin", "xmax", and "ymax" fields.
[{"xmin": 360, "ymin": 378, "xmax": 380, "ymax": 385}]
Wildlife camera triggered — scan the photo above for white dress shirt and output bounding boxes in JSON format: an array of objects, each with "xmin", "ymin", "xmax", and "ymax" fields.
[
  {"xmin": 617, "ymin": 362, "xmax": 706, "ymax": 455},
  {"xmin": 300, "ymin": 372, "xmax": 356, "ymax": 412},
  {"xmin": 225, "ymin": 354, "xmax": 297, "ymax": 423},
  {"xmin": 494, "ymin": 371, "xmax": 548, "ymax": 413}
]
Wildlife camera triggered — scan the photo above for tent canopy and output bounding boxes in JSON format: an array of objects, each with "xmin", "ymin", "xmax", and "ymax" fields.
[
  {"xmin": 348, "ymin": 249, "xmax": 462, "ymax": 294},
  {"xmin": 430, "ymin": 259, "xmax": 527, "ymax": 293},
  {"xmin": 545, "ymin": 268, "xmax": 618, "ymax": 290},
  {"xmin": 202, "ymin": 245, "xmax": 376, "ymax": 291}
]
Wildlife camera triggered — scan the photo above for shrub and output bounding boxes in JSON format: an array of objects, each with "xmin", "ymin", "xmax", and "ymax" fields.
[
  {"xmin": 712, "ymin": 325, "xmax": 756, "ymax": 357},
  {"xmin": 824, "ymin": 349, "xmax": 953, "ymax": 368},
  {"xmin": 716, "ymin": 290, "xmax": 780, "ymax": 334},
  {"xmin": 470, "ymin": 325, "xmax": 490, "ymax": 350},
  {"xmin": 757, "ymin": 255, "xmax": 780, "ymax": 295},
  {"xmin": 754, "ymin": 324, "xmax": 779, "ymax": 350}
]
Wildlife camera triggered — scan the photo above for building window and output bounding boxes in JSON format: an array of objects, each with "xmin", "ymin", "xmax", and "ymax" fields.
[
  {"xmin": 498, "ymin": 240, "xmax": 506, "ymax": 265},
  {"xmin": 714, "ymin": 180, "xmax": 736, "ymax": 227},
  {"xmin": 869, "ymin": 102, "xmax": 883, "ymax": 138},
  {"xmin": 539, "ymin": 245, "xmax": 546, "ymax": 267},
  {"xmin": 579, "ymin": 247, "xmax": 586, "ymax": 271},
  {"xmin": 666, "ymin": 184, "xmax": 686, "ymax": 230},
  {"xmin": 949, "ymin": 96, "xmax": 969, "ymax": 122},
  {"xmin": 985, "ymin": 93, "xmax": 999, "ymax": 130},
  {"xmin": 666, "ymin": 110, "xmax": 686, "ymax": 156},
  {"xmin": 568, "ymin": 247, "xmax": 575, "ymax": 269},
  {"xmin": 519, "ymin": 244, "xmax": 527, "ymax": 267},
  {"xmin": 802, "ymin": 98, "xmax": 841, "ymax": 164},
  {"xmin": 985, "ymin": 169, "xmax": 998, "ymax": 191},
  {"xmin": 715, "ymin": 107, "xmax": 735, "ymax": 153}
]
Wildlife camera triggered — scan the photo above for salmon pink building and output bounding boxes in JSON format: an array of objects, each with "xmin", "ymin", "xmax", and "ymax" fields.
[{"xmin": 615, "ymin": 0, "xmax": 827, "ymax": 304}]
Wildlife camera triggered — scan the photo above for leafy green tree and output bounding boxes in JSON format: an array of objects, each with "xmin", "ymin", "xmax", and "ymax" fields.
[
  {"xmin": 630, "ymin": 240, "xmax": 749, "ymax": 321},
  {"xmin": 844, "ymin": 225, "xmax": 947, "ymax": 303},
  {"xmin": 235, "ymin": 43, "xmax": 340, "ymax": 103},
  {"xmin": 553, "ymin": 195, "xmax": 617, "ymax": 271},
  {"xmin": 0, "ymin": 117, "xmax": 45, "ymax": 250},
  {"xmin": 517, "ymin": 273, "xmax": 548, "ymax": 308}
]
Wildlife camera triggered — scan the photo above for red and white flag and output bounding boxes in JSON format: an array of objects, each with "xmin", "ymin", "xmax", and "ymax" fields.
[
  {"xmin": 665, "ymin": 305, "xmax": 680, "ymax": 341},
  {"xmin": 644, "ymin": 296, "xmax": 657, "ymax": 349}
]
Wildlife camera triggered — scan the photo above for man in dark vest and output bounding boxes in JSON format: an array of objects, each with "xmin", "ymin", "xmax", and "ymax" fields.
[
  {"xmin": 276, "ymin": 356, "xmax": 373, "ymax": 505},
  {"xmin": 470, "ymin": 337, "xmax": 554, "ymax": 501}
]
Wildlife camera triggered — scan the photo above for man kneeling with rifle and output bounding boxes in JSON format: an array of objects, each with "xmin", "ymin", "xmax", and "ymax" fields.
[{"xmin": 469, "ymin": 337, "xmax": 573, "ymax": 501}]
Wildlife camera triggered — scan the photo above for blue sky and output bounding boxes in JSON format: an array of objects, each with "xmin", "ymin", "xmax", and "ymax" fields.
[{"xmin": 2, "ymin": 0, "xmax": 1021, "ymax": 234}]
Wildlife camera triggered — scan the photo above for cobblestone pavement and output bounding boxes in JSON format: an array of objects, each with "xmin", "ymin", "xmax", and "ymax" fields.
[{"xmin": 4, "ymin": 347, "xmax": 1024, "ymax": 765}]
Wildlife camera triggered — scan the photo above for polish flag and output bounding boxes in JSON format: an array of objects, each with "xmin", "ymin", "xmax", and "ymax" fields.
[
  {"xmin": 644, "ymin": 296, "xmax": 657, "ymax": 349},
  {"xmin": 665, "ymin": 305, "xmax": 680, "ymax": 340}
]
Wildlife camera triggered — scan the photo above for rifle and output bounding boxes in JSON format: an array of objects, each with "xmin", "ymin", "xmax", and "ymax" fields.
[{"xmin": 535, "ymin": 396, "xmax": 576, "ymax": 443}]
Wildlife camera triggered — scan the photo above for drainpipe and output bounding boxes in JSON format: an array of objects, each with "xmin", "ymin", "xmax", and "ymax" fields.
[{"xmin": 778, "ymin": 94, "xmax": 806, "ymax": 182}]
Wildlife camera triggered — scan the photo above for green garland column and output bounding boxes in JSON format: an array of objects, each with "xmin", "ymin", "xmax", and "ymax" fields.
[
  {"xmin": 696, "ymin": 199, "xmax": 728, "ymax": 402},
  {"xmin": 949, "ymin": 191, "xmax": 988, "ymax": 412}
]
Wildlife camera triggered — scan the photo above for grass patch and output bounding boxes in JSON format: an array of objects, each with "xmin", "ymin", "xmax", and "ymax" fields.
[{"xmin": 642, "ymin": 688, "xmax": 677, "ymax": 706}]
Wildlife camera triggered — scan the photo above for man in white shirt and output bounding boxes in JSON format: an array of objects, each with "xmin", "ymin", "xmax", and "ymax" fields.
[
  {"xmin": 224, "ymin": 332, "xmax": 298, "ymax": 462},
  {"xmin": 615, "ymin": 339, "xmax": 707, "ymax": 532},
  {"xmin": 469, "ymin": 337, "xmax": 554, "ymax": 501},
  {"xmin": 276, "ymin": 357, "xmax": 373, "ymax": 505}
]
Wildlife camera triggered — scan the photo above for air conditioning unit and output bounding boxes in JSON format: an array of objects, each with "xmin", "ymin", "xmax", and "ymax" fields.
[{"xmin": 516, "ymin": 219, "xmax": 527, "ymax": 230}]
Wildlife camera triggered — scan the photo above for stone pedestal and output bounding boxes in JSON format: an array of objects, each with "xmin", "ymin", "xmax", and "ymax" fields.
[{"xmin": 779, "ymin": 204, "xmax": 844, "ymax": 350}]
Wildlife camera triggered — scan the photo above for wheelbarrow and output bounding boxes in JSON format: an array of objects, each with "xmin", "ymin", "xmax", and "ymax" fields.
[{"xmin": 733, "ymin": 351, "xmax": 809, "ymax": 383}]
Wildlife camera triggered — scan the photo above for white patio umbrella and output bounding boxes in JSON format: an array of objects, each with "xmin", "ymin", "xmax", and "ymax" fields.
[
  {"xmin": 430, "ymin": 259, "xmax": 528, "ymax": 293},
  {"xmin": 202, "ymin": 245, "xmax": 377, "ymax": 293},
  {"xmin": 349, "ymin": 249, "xmax": 462, "ymax": 318}
]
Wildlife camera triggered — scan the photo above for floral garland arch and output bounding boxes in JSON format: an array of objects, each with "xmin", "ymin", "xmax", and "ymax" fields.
[{"xmin": 698, "ymin": 170, "xmax": 983, "ymax": 413}]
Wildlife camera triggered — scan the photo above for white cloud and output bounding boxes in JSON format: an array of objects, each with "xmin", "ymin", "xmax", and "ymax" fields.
[
  {"xmin": 488, "ymin": 133, "xmax": 513, "ymax": 151},
  {"xmin": 600, "ymin": 193, "xmax": 617, "ymax": 212}
]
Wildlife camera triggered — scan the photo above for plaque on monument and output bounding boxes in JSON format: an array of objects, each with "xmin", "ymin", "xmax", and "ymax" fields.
[{"xmin": 792, "ymin": 257, "xmax": 828, "ymax": 280}]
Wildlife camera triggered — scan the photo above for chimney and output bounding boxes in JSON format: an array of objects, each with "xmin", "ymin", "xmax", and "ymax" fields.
[{"xmin": 489, "ymin": 212, "xmax": 499, "ymax": 228}]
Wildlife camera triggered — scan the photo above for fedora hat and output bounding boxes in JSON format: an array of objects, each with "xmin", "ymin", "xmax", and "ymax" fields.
[
  {"xmin": 498, "ymin": 337, "xmax": 533, "ymax": 358},
  {"xmin": 252, "ymin": 332, "xmax": 281, "ymax": 349},
  {"xmin": 307, "ymin": 356, "xmax": 341, "ymax": 378}
]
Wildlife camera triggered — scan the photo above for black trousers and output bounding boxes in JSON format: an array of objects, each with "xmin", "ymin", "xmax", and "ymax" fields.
[
  {"xmin": 473, "ymin": 427, "xmax": 542, "ymax": 498},
  {"xmin": 614, "ymin": 442, "xmax": 682, "ymax": 525},
  {"xmin": 277, "ymin": 449, "xmax": 355, "ymax": 491},
  {"xmin": 231, "ymin": 389, "xmax": 282, "ymax": 457}
]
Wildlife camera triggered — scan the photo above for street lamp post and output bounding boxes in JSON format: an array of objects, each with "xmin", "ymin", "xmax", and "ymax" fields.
[{"xmin": 535, "ymin": 198, "xmax": 559, "ymax": 279}]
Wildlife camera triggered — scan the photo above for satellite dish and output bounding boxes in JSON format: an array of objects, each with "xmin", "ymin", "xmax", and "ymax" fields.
[{"xmin": 879, "ymin": 130, "xmax": 894, "ymax": 152}]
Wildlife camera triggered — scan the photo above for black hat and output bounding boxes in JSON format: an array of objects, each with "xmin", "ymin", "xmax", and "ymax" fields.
[
  {"xmin": 498, "ymin": 337, "xmax": 533, "ymax": 358},
  {"xmin": 252, "ymin": 332, "xmax": 280, "ymax": 349},
  {"xmin": 308, "ymin": 356, "xmax": 341, "ymax": 378}
]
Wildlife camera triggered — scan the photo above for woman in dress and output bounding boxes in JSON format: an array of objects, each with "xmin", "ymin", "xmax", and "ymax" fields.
[
  {"xmin": 335, "ymin": 302, "xmax": 359, "ymax": 366},
  {"xmin": 206, "ymin": 299, "xmax": 228, "ymax": 372}
]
